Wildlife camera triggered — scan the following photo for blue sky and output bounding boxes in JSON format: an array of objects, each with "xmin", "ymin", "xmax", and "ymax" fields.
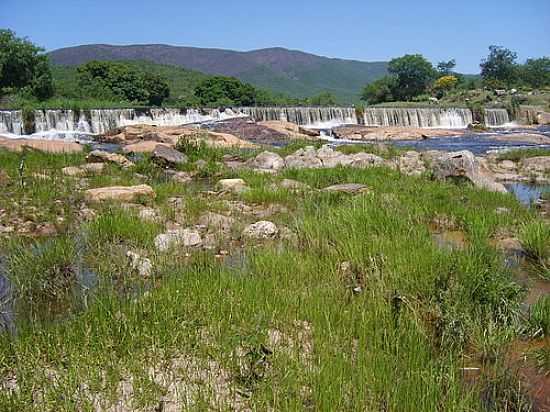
[{"xmin": 1, "ymin": 0, "xmax": 549, "ymax": 73}]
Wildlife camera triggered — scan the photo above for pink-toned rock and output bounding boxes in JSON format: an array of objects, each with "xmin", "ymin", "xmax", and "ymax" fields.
[
  {"xmin": 123, "ymin": 141, "xmax": 172, "ymax": 153},
  {"xmin": 0, "ymin": 136, "xmax": 83, "ymax": 153},
  {"xmin": 84, "ymin": 185, "xmax": 155, "ymax": 203}
]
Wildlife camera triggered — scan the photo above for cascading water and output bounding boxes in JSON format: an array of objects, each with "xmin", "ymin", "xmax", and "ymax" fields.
[
  {"xmin": 240, "ymin": 107, "xmax": 358, "ymax": 128},
  {"xmin": 0, "ymin": 111, "xmax": 23, "ymax": 135},
  {"xmin": 363, "ymin": 108, "xmax": 473, "ymax": 128},
  {"xmin": 0, "ymin": 108, "xmax": 248, "ymax": 139},
  {"xmin": 484, "ymin": 109, "xmax": 511, "ymax": 127}
]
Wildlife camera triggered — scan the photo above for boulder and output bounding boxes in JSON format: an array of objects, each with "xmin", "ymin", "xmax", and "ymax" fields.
[
  {"xmin": 152, "ymin": 145, "xmax": 188, "ymax": 167},
  {"xmin": 431, "ymin": 151, "xmax": 507, "ymax": 193},
  {"xmin": 62, "ymin": 163, "xmax": 105, "ymax": 177},
  {"xmin": 216, "ymin": 178, "xmax": 249, "ymax": 194},
  {"xmin": 154, "ymin": 229, "xmax": 202, "ymax": 252},
  {"xmin": 249, "ymin": 151, "xmax": 285, "ymax": 171},
  {"xmin": 316, "ymin": 146, "xmax": 354, "ymax": 168},
  {"xmin": 84, "ymin": 185, "xmax": 155, "ymax": 203},
  {"xmin": 349, "ymin": 152, "xmax": 385, "ymax": 168},
  {"xmin": 86, "ymin": 150, "xmax": 134, "ymax": 168},
  {"xmin": 198, "ymin": 212, "xmax": 236, "ymax": 233},
  {"xmin": 322, "ymin": 183, "xmax": 370, "ymax": 194},
  {"xmin": 398, "ymin": 151, "xmax": 426, "ymax": 176},
  {"xmin": 242, "ymin": 221, "xmax": 279, "ymax": 240},
  {"xmin": 285, "ymin": 146, "xmax": 323, "ymax": 169},
  {"xmin": 520, "ymin": 156, "xmax": 550, "ymax": 174}
]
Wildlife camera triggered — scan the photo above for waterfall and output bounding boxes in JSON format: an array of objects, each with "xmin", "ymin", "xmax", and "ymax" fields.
[
  {"xmin": 363, "ymin": 108, "xmax": 473, "ymax": 128},
  {"xmin": 239, "ymin": 107, "xmax": 358, "ymax": 128},
  {"xmin": 484, "ymin": 109, "xmax": 511, "ymax": 127},
  {"xmin": 0, "ymin": 111, "xmax": 23, "ymax": 135}
]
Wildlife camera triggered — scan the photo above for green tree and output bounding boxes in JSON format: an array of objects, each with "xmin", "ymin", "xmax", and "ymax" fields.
[
  {"xmin": 437, "ymin": 59, "xmax": 456, "ymax": 76},
  {"xmin": 388, "ymin": 54, "xmax": 437, "ymax": 100},
  {"xmin": 308, "ymin": 91, "xmax": 337, "ymax": 106},
  {"xmin": 77, "ymin": 61, "xmax": 170, "ymax": 105},
  {"xmin": 480, "ymin": 46, "xmax": 518, "ymax": 87},
  {"xmin": 520, "ymin": 57, "xmax": 550, "ymax": 89},
  {"xmin": 433, "ymin": 75, "xmax": 459, "ymax": 98},
  {"xmin": 142, "ymin": 73, "xmax": 170, "ymax": 106},
  {"xmin": 0, "ymin": 29, "xmax": 54, "ymax": 100},
  {"xmin": 194, "ymin": 76, "xmax": 257, "ymax": 107},
  {"xmin": 360, "ymin": 76, "xmax": 397, "ymax": 104}
]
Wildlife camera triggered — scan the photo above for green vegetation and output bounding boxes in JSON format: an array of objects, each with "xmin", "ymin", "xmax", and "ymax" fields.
[
  {"xmin": 529, "ymin": 296, "xmax": 550, "ymax": 336},
  {"xmin": 194, "ymin": 76, "xmax": 257, "ymax": 107},
  {"xmin": 520, "ymin": 221, "xmax": 550, "ymax": 276},
  {"xmin": 76, "ymin": 60, "xmax": 169, "ymax": 106},
  {"xmin": 0, "ymin": 141, "xmax": 548, "ymax": 410},
  {"xmin": 0, "ymin": 29, "xmax": 54, "ymax": 100},
  {"xmin": 497, "ymin": 148, "xmax": 550, "ymax": 162}
]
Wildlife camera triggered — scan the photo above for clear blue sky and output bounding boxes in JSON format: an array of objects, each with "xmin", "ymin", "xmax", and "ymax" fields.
[{"xmin": 1, "ymin": 0, "xmax": 549, "ymax": 73}]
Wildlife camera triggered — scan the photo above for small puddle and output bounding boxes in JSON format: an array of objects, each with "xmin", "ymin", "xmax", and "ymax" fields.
[{"xmin": 505, "ymin": 182, "xmax": 550, "ymax": 207}]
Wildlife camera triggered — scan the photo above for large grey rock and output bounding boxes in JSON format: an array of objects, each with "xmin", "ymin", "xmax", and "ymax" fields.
[
  {"xmin": 152, "ymin": 145, "xmax": 188, "ymax": 167},
  {"xmin": 86, "ymin": 150, "xmax": 134, "ymax": 168},
  {"xmin": 316, "ymin": 146, "xmax": 354, "ymax": 168},
  {"xmin": 322, "ymin": 183, "xmax": 370, "ymax": 194},
  {"xmin": 431, "ymin": 151, "xmax": 507, "ymax": 193},
  {"xmin": 242, "ymin": 221, "xmax": 279, "ymax": 240},
  {"xmin": 249, "ymin": 151, "xmax": 285, "ymax": 171},
  {"xmin": 154, "ymin": 229, "xmax": 202, "ymax": 252}
]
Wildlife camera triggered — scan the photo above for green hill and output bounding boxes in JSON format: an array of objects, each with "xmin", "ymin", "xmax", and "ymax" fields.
[{"xmin": 48, "ymin": 45, "xmax": 389, "ymax": 104}]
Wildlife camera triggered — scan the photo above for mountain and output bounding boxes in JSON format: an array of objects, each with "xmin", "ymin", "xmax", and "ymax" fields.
[{"xmin": 48, "ymin": 44, "xmax": 389, "ymax": 103}]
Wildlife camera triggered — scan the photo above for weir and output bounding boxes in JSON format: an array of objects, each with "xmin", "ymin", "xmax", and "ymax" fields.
[
  {"xmin": 484, "ymin": 108, "xmax": 511, "ymax": 127},
  {"xmin": 0, "ymin": 106, "xmax": 515, "ymax": 137},
  {"xmin": 363, "ymin": 108, "xmax": 473, "ymax": 128}
]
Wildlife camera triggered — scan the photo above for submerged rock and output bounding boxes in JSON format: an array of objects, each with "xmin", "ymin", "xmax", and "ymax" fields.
[
  {"xmin": 84, "ymin": 185, "xmax": 156, "ymax": 203},
  {"xmin": 242, "ymin": 221, "xmax": 279, "ymax": 240}
]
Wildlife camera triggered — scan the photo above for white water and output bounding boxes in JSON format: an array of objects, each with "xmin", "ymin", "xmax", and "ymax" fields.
[
  {"xmin": 484, "ymin": 108, "xmax": 515, "ymax": 127},
  {"xmin": 239, "ymin": 107, "xmax": 358, "ymax": 128},
  {"xmin": 363, "ymin": 108, "xmax": 473, "ymax": 128}
]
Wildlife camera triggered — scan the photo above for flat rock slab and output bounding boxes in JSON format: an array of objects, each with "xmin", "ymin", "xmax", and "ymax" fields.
[
  {"xmin": 62, "ymin": 163, "xmax": 105, "ymax": 177},
  {"xmin": 85, "ymin": 185, "xmax": 155, "ymax": 203},
  {"xmin": 123, "ymin": 141, "xmax": 172, "ymax": 154},
  {"xmin": 322, "ymin": 183, "xmax": 370, "ymax": 194},
  {"xmin": 0, "ymin": 137, "xmax": 83, "ymax": 153}
]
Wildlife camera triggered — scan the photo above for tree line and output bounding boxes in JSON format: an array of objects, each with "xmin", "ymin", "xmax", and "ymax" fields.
[{"xmin": 361, "ymin": 47, "xmax": 550, "ymax": 105}]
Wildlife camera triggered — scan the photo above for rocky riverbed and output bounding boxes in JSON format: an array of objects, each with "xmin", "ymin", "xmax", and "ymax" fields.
[{"xmin": 0, "ymin": 123, "xmax": 549, "ymax": 410}]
